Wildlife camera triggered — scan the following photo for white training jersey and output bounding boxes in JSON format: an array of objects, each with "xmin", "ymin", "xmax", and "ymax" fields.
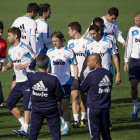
[
  {"xmin": 47, "ymin": 46, "xmax": 77, "ymax": 85},
  {"xmin": 8, "ymin": 42, "xmax": 34, "ymax": 82},
  {"xmin": 102, "ymin": 16, "xmax": 125, "ymax": 44},
  {"xmin": 36, "ymin": 18, "xmax": 52, "ymax": 53},
  {"xmin": 12, "ymin": 15, "xmax": 37, "ymax": 52},
  {"xmin": 86, "ymin": 36, "xmax": 115, "ymax": 72},
  {"xmin": 124, "ymin": 26, "xmax": 140, "ymax": 62},
  {"xmin": 83, "ymin": 16, "xmax": 125, "ymax": 44},
  {"xmin": 67, "ymin": 36, "xmax": 89, "ymax": 77}
]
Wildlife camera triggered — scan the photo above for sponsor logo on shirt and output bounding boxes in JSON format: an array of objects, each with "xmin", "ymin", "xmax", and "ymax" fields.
[
  {"xmin": 98, "ymin": 75, "xmax": 112, "ymax": 94},
  {"xmin": 132, "ymin": 30, "xmax": 139, "ymax": 36},
  {"xmin": 75, "ymin": 51, "xmax": 84, "ymax": 56},
  {"xmin": 135, "ymin": 38, "xmax": 140, "ymax": 43},
  {"xmin": 32, "ymin": 80, "xmax": 48, "ymax": 91},
  {"xmin": 100, "ymin": 52, "xmax": 105, "ymax": 57},
  {"xmin": 53, "ymin": 60, "xmax": 65, "ymax": 65},
  {"xmin": 12, "ymin": 59, "xmax": 21, "ymax": 63}
]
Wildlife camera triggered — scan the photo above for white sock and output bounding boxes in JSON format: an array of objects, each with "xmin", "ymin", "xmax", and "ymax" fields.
[
  {"xmin": 73, "ymin": 114, "xmax": 79, "ymax": 123},
  {"xmin": 81, "ymin": 112, "xmax": 86, "ymax": 120},
  {"xmin": 133, "ymin": 99, "xmax": 139, "ymax": 109},
  {"xmin": 60, "ymin": 116, "xmax": 64, "ymax": 123},
  {"xmin": 18, "ymin": 117, "xmax": 24, "ymax": 126},
  {"xmin": 23, "ymin": 123, "xmax": 28, "ymax": 133},
  {"xmin": 63, "ymin": 121, "xmax": 70, "ymax": 130}
]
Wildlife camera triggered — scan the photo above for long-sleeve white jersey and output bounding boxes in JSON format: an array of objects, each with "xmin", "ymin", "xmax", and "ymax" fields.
[
  {"xmin": 124, "ymin": 26, "xmax": 140, "ymax": 62},
  {"xmin": 12, "ymin": 15, "xmax": 37, "ymax": 53},
  {"xmin": 35, "ymin": 18, "xmax": 52, "ymax": 53},
  {"xmin": 83, "ymin": 16, "xmax": 125, "ymax": 44}
]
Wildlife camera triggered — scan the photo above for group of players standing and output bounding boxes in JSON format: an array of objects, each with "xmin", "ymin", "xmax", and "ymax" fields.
[{"xmin": 0, "ymin": 2, "xmax": 140, "ymax": 140}]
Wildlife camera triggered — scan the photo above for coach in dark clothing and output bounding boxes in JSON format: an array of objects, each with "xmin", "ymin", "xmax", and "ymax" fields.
[
  {"xmin": 80, "ymin": 53, "xmax": 112, "ymax": 140},
  {"xmin": 28, "ymin": 54, "xmax": 64, "ymax": 140}
]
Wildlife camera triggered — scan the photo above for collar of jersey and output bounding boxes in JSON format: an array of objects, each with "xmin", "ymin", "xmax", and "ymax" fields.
[
  {"xmin": 23, "ymin": 15, "xmax": 31, "ymax": 19},
  {"xmin": 38, "ymin": 18, "xmax": 46, "ymax": 23}
]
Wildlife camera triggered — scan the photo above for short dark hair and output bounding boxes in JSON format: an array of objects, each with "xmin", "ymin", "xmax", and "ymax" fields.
[
  {"xmin": 27, "ymin": 3, "xmax": 40, "ymax": 13},
  {"xmin": 108, "ymin": 7, "xmax": 119, "ymax": 17},
  {"xmin": 36, "ymin": 54, "xmax": 49, "ymax": 69},
  {"xmin": 39, "ymin": 3, "xmax": 50, "ymax": 16},
  {"xmin": 89, "ymin": 24, "xmax": 100, "ymax": 32},
  {"xmin": 68, "ymin": 22, "xmax": 81, "ymax": 33},
  {"xmin": 8, "ymin": 27, "xmax": 21, "ymax": 39},
  {"xmin": 135, "ymin": 12, "xmax": 140, "ymax": 17},
  {"xmin": 51, "ymin": 31, "xmax": 65, "ymax": 42},
  {"xmin": 93, "ymin": 17, "xmax": 104, "ymax": 28},
  {"xmin": 0, "ymin": 21, "xmax": 4, "ymax": 30}
]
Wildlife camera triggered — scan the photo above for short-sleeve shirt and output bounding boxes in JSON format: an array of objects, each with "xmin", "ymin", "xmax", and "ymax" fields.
[
  {"xmin": 67, "ymin": 36, "xmax": 88, "ymax": 77},
  {"xmin": 47, "ymin": 46, "xmax": 77, "ymax": 85},
  {"xmin": 8, "ymin": 42, "xmax": 34, "ymax": 82}
]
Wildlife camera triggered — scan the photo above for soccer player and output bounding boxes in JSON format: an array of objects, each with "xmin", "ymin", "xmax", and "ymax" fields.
[
  {"xmin": 28, "ymin": 54, "xmax": 64, "ymax": 140},
  {"xmin": 86, "ymin": 24, "xmax": 121, "ymax": 84},
  {"xmin": 11, "ymin": 3, "xmax": 40, "ymax": 53},
  {"xmin": 0, "ymin": 21, "xmax": 7, "ymax": 105},
  {"xmin": 2, "ymin": 27, "xmax": 35, "ymax": 138},
  {"xmin": 36, "ymin": 3, "xmax": 52, "ymax": 54},
  {"xmin": 124, "ymin": 12, "xmax": 140, "ymax": 118},
  {"xmin": 84, "ymin": 7, "xmax": 125, "ymax": 47},
  {"xmin": 80, "ymin": 53, "xmax": 112, "ymax": 140},
  {"xmin": 67, "ymin": 22, "xmax": 89, "ymax": 128},
  {"xmin": 47, "ymin": 31, "xmax": 79, "ymax": 135}
]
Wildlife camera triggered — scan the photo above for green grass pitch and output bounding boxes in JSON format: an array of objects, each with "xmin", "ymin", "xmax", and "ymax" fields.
[{"xmin": 0, "ymin": 0, "xmax": 140, "ymax": 139}]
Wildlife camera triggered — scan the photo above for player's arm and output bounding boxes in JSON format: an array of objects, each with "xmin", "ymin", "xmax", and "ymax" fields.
[
  {"xmin": 70, "ymin": 50, "xmax": 79, "ymax": 88},
  {"xmin": 113, "ymin": 21, "xmax": 125, "ymax": 47},
  {"xmin": 112, "ymin": 54, "xmax": 121, "ymax": 85},
  {"xmin": 2, "ymin": 61, "xmax": 13, "ymax": 72},
  {"xmin": 55, "ymin": 77, "xmax": 64, "ymax": 101},
  {"xmin": 124, "ymin": 28, "xmax": 132, "ymax": 73},
  {"xmin": 43, "ymin": 25, "xmax": 52, "ymax": 45},
  {"xmin": 30, "ymin": 21, "xmax": 37, "ymax": 53}
]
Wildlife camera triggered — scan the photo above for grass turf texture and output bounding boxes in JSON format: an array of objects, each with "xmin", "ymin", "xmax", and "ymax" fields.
[{"xmin": 0, "ymin": 0, "xmax": 140, "ymax": 139}]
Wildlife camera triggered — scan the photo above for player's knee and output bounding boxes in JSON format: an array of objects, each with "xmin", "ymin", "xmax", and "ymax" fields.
[
  {"xmin": 130, "ymin": 82, "xmax": 138, "ymax": 90},
  {"xmin": 6, "ymin": 99, "xmax": 15, "ymax": 110},
  {"xmin": 72, "ymin": 95, "xmax": 79, "ymax": 102}
]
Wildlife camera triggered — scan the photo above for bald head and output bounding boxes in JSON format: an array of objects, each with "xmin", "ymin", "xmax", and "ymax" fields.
[
  {"xmin": 134, "ymin": 12, "xmax": 140, "ymax": 27},
  {"xmin": 87, "ymin": 53, "xmax": 102, "ymax": 70},
  {"xmin": 135, "ymin": 12, "xmax": 140, "ymax": 18}
]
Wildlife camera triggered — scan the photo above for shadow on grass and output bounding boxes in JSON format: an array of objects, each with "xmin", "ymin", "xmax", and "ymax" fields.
[
  {"xmin": 112, "ymin": 118, "xmax": 140, "ymax": 124},
  {"xmin": 111, "ymin": 98, "xmax": 133, "ymax": 104},
  {"xmin": 112, "ymin": 123, "xmax": 140, "ymax": 131}
]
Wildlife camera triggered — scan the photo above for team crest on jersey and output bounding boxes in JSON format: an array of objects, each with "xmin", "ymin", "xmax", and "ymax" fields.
[
  {"xmin": 82, "ymin": 44, "xmax": 85, "ymax": 48},
  {"xmin": 132, "ymin": 30, "xmax": 139, "ymax": 36},
  {"xmin": 0, "ymin": 46, "xmax": 2, "ymax": 50},
  {"xmin": 69, "ymin": 43, "xmax": 74, "ymax": 49},
  {"xmin": 91, "ymin": 48, "xmax": 93, "ymax": 50},
  {"xmin": 52, "ymin": 56, "xmax": 54, "ymax": 58},
  {"xmin": 103, "ymin": 46, "xmax": 106, "ymax": 49},
  {"xmin": 63, "ymin": 54, "xmax": 67, "ymax": 58}
]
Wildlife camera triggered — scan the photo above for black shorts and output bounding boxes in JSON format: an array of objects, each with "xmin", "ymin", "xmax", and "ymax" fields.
[
  {"xmin": 129, "ymin": 58, "xmax": 140, "ymax": 81},
  {"xmin": 71, "ymin": 77, "xmax": 81, "ymax": 91}
]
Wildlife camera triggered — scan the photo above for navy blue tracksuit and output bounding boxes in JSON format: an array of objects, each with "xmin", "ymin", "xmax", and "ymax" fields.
[
  {"xmin": 80, "ymin": 68, "xmax": 113, "ymax": 140},
  {"xmin": 28, "ymin": 72, "xmax": 64, "ymax": 140}
]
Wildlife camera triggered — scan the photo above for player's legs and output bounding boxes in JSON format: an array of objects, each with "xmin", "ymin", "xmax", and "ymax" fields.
[
  {"xmin": 129, "ymin": 60, "xmax": 140, "ymax": 118},
  {"xmin": 22, "ymin": 82, "xmax": 32, "ymax": 134},
  {"xmin": 47, "ymin": 108, "xmax": 61, "ymax": 140},
  {"xmin": 0, "ymin": 81, "xmax": 4, "ymax": 104},
  {"xmin": 61, "ymin": 85, "xmax": 71, "ymax": 135},
  {"xmin": 29, "ymin": 110, "xmax": 44, "ymax": 140},
  {"xmin": 100, "ymin": 109, "xmax": 112, "ymax": 140},
  {"xmin": 80, "ymin": 91, "xmax": 87, "ymax": 127},
  {"xmin": 71, "ymin": 89, "xmax": 80, "ymax": 126},
  {"xmin": 87, "ymin": 108, "xmax": 101, "ymax": 140}
]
